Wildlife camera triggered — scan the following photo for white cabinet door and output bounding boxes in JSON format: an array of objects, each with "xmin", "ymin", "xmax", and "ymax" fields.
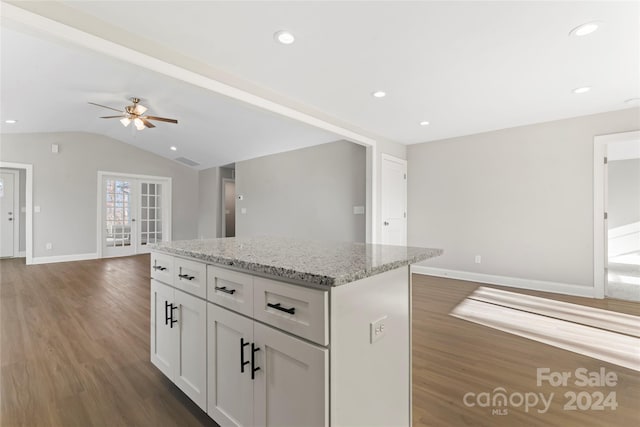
[
  {"xmin": 174, "ymin": 289, "xmax": 207, "ymax": 410},
  {"xmin": 207, "ymin": 304, "xmax": 254, "ymax": 427},
  {"xmin": 254, "ymin": 322, "xmax": 328, "ymax": 427},
  {"xmin": 150, "ymin": 280, "xmax": 178, "ymax": 379}
]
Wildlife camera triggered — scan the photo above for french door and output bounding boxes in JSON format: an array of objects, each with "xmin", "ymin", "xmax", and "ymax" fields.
[{"xmin": 101, "ymin": 174, "xmax": 170, "ymax": 258}]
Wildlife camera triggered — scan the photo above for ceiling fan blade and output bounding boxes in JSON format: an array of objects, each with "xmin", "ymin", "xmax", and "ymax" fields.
[
  {"xmin": 100, "ymin": 115, "xmax": 125, "ymax": 119},
  {"xmin": 144, "ymin": 115, "xmax": 178, "ymax": 124},
  {"xmin": 88, "ymin": 102, "xmax": 124, "ymax": 113},
  {"xmin": 140, "ymin": 118, "xmax": 156, "ymax": 128}
]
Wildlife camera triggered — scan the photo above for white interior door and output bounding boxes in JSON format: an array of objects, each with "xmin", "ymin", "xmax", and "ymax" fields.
[
  {"xmin": 381, "ymin": 154, "xmax": 407, "ymax": 246},
  {"xmin": 0, "ymin": 171, "xmax": 16, "ymax": 257}
]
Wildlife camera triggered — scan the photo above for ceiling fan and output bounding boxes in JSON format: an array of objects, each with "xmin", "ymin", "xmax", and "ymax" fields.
[{"xmin": 89, "ymin": 97, "xmax": 178, "ymax": 130}]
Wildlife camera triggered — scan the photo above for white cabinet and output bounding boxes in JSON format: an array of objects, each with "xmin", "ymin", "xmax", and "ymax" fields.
[
  {"xmin": 254, "ymin": 322, "xmax": 328, "ymax": 427},
  {"xmin": 207, "ymin": 266, "xmax": 254, "ymax": 317},
  {"xmin": 208, "ymin": 303, "xmax": 327, "ymax": 427},
  {"xmin": 253, "ymin": 277, "xmax": 328, "ymax": 346},
  {"xmin": 151, "ymin": 252, "xmax": 174, "ymax": 285},
  {"xmin": 151, "ymin": 250, "xmax": 412, "ymax": 427},
  {"xmin": 174, "ymin": 257, "xmax": 207, "ymax": 299},
  {"xmin": 207, "ymin": 304, "xmax": 254, "ymax": 427},
  {"xmin": 150, "ymin": 279, "xmax": 176, "ymax": 379},
  {"xmin": 150, "ymin": 279, "xmax": 207, "ymax": 410}
]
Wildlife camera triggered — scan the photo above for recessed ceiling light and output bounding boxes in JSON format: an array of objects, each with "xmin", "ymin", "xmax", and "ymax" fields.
[
  {"xmin": 573, "ymin": 86, "xmax": 591, "ymax": 94},
  {"xmin": 170, "ymin": 146, "xmax": 177, "ymax": 151},
  {"xmin": 4, "ymin": 119, "xmax": 17, "ymax": 124},
  {"xmin": 419, "ymin": 121, "xmax": 430, "ymax": 126},
  {"xmin": 569, "ymin": 22, "xmax": 601, "ymax": 37},
  {"xmin": 274, "ymin": 30, "xmax": 295, "ymax": 45},
  {"xmin": 625, "ymin": 97, "xmax": 640, "ymax": 105},
  {"xmin": 372, "ymin": 91, "xmax": 386, "ymax": 98}
]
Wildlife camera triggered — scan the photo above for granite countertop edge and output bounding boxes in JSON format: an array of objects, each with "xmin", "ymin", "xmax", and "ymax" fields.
[{"xmin": 152, "ymin": 245, "xmax": 443, "ymax": 287}]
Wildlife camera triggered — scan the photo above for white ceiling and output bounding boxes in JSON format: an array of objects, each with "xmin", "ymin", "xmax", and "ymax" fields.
[{"xmin": 1, "ymin": 1, "xmax": 639, "ymax": 168}]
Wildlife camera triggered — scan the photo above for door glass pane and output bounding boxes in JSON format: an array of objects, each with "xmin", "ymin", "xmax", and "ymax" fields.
[
  {"xmin": 105, "ymin": 179, "xmax": 131, "ymax": 248},
  {"xmin": 137, "ymin": 182, "xmax": 163, "ymax": 248}
]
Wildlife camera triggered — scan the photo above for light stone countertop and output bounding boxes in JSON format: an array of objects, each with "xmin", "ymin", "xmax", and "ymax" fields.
[{"xmin": 151, "ymin": 236, "xmax": 442, "ymax": 287}]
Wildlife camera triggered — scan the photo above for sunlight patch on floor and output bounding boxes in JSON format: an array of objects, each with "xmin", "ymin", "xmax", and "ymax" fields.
[{"xmin": 450, "ymin": 287, "xmax": 640, "ymax": 372}]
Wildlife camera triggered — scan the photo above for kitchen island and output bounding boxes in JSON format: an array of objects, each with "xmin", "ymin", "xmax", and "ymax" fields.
[{"xmin": 150, "ymin": 237, "xmax": 442, "ymax": 427}]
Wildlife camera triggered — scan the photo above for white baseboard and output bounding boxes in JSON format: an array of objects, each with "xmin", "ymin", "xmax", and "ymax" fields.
[
  {"xmin": 17, "ymin": 251, "xmax": 26, "ymax": 257},
  {"xmin": 411, "ymin": 265, "xmax": 597, "ymax": 298},
  {"xmin": 31, "ymin": 252, "xmax": 98, "ymax": 265}
]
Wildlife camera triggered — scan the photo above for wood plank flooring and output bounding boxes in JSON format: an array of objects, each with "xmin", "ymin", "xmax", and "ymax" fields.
[
  {"xmin": 0, "ymin": 255, "xmax": 216, "ymax": 427},
  {"xmin": 412, "ymin": 275, "xmax": 640, "ymax": 427},
  {"xmin": 1, "ymin": 256, "xmax": 638, "ymax": 426}
]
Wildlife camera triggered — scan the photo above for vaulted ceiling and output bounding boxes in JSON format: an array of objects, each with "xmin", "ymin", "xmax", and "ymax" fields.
[{"xmin": 1, "ymin": 1, "xmax": 638, "ymax": 169}]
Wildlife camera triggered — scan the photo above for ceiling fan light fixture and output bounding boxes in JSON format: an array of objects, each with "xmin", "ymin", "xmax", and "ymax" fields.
[
  {"xmin": 134, "ymin": 118, "xmax": 146, "ymax": 130},
  {"xmin": 133, "ymin": 104, "xmax": 147, "ymax": 115},
  {"xmin": 120, "ymin": 117, "xmax": 131, "ymax": 127}
]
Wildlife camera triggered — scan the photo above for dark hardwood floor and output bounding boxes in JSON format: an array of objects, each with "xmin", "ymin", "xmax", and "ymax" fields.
[
  {"xmin": 1, "ymin": 255, "xmax": 638, "ymax": 426},
  {"xmin": 412, "ymin": 275, "xmax": 640, "ymax": 427},
  {"xmin": 0, "ymin": 255, "xmax": 217, "ymax": 427}
]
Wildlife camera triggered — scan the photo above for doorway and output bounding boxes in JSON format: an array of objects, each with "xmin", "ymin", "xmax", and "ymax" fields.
[
  {"xmin": 594, "ymin": 131, "xmax": 640, "ymax": 301},
  {"xmin": 380, "ymin": 154, "xmax": 407, "ymax": 246},
  {"xmin": 222, "ymin": 178, "xmax": 236, "ymax": 237},
  {"xmin": 98, "ymin": 172, "xmax": 171, "ymax": 258}
]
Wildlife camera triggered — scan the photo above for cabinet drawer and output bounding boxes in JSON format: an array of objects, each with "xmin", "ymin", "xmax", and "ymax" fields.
[
  {"xmin": 207, "ymin": 266, "xmax": 253, "ymax": 317},
  {"xmin": 150, "ymin": 252, "xmax": 174, "ymax": 285},
  {"xmin": 253, "ymin": 278, "xmax": 328, "ymax": 346},
  {"xmin": 174, "ymin": 257, "xmax": 207, "ymax": 299}
]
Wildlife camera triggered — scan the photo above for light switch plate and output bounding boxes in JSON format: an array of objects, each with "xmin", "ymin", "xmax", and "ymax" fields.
[{"xmin": 370, "ymin": 315, "xmax": 388, "ymax": 343}]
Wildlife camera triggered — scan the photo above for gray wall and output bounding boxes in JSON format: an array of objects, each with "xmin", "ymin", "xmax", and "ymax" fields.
[
  {"xmin": 408, "ymin": 107, "xmax": 640, "ymax": 288},
  {"xmin": 197, "ymin": 166, "xmax": 234, "ymax": 239},
  {"xmin": 235, "ymin": 140, "xmax": 366, "ymax": 242},
  {"xmin": 197, "ymin": 166, "xmax": 221, "ymax": 239},
  {"xmin": 0, "ymin": 132, "xmax": 199, "ymax": 258},
  {"xmin": 608, "ymin": 159, "xmax": 640, "ymax": 230}
]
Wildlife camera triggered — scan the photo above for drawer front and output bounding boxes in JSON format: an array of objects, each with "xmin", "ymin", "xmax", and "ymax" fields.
[
  {"xmin": 253, "ymin": 278, "xmax": 328, "ymax": 346},
  {"xmin": 150, "ymin": 252, "xmax": 174, "ymax": 285},
  {"xmin": 173, "ymin": 257, "xmax": 207, "ymax": 299},
  {"xmin": 207, "ymin": 266, "xmax": 253, "ymax": 317}
]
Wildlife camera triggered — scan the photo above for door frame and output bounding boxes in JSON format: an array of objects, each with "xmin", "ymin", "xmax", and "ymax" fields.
[
  {"xmin": 97, "ymin": 171, "xmax": 172, "ymax": 258},
  {"xmin": 0, "ymin": 161, "xmax": 33, "ymax": 264},
  {"xmin": 593, "ymin": 130, "xmax": 640, "ymax": 299},
  {"xmin": 0, "ymin": 169, "xmax": 20, "ymax": 257},
  {"xmin": 380, "ymin": 153, "xmax": 408, "ymax": 245}
]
